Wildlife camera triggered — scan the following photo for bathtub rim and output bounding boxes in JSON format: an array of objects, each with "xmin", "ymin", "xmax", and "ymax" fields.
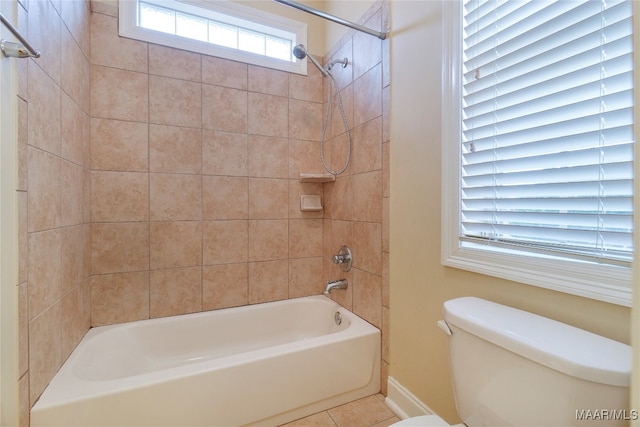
[{"xmin": 32, "ymin": 295, "xmax": 380, "ymax": 412}]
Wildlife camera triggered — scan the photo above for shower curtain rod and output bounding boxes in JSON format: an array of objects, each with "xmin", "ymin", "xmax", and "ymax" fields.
[
  {"xmin": 0, "ymin": 11, "xmax": 40, "ymax": 58},
  {"xmin": 273, "ymin": 0, "xmax": 388, "ymax": 40}
]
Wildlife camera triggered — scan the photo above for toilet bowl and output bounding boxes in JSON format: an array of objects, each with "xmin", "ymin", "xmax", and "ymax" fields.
[
  {"xmin": 389, "ymin": 415, "xmax": 451, "ymax": 426},
  {"xmin": 386, "ymin": 297, "xmax": 631, "ymax": 427}
]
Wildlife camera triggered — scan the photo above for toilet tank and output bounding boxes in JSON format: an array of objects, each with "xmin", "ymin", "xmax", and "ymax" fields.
[{"xmin": 443, "ymin": 297, "xmax": 631, "ymax": 427}]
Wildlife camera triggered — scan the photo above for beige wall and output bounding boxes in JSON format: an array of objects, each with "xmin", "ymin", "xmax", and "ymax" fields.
[
  {"xmin": 323, "ymin": 1, "xmax": 377, "ymax": 51},
  {"xmin": 1, "ymin": 1, "xmax": 20, "ymax": 425},
  {"xmin": 388, "ymin": 1, "xmax": 632, "ymax": 424},
  {"xmin": 238, "ymin": 0, "xmax": 328, "ymax": 56}
]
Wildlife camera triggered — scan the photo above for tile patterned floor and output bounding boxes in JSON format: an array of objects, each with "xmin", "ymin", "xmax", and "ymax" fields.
[{"xmin": 279, "ymin": 394, "xmax": 401, "ymax": 427}]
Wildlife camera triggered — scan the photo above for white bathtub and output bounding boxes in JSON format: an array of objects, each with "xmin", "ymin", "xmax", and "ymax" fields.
[{"xmin": 31, "ymin": 296, "xmax": 381, "ymax": 427}]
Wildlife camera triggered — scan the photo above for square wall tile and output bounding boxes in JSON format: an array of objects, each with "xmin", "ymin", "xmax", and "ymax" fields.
[
  {"xmin": 202, "ymin": 85, "xmax": 247, "ymax": 133},
  {"xmin": 248, "ymin": 135, "xmax": 289, "ymax": 178},
  {"xmin": 288, "ymin": 99, "xmax": 323, "ymax": 141},
  {"xmin": 203, "ymin": 176, "xmax": 248, "ymax": 220},
  {"xmin": 91, "ymin": 222, "xmax": 150, "ymax": 274},
  {"xmin": 91, "ymin": 65, "xmax": 148, "ymax": 122},
  {"xmin": 61, "ymin": 25, "xmax": 90, "ymax": 113},
  {"xmin": 91, "ymin": 12, "xmax": 148, "ymax": 73},
  {"xmin": 248, "ymin": 178, "xmax": 289, "ymax": 219},
  {"xmin": 28, "ymin": 0, "xmax": 61, "ymax": 85},
  {"xmin": 289, "ymin": 257, "xmax": 323, "ymax": 298},
  {"xmin": 248, "ymin": 65, "xmax": 288, "ymax": 96},
  {"xmin": 289, "ymin": 71, "xmax": 323, "ymax": 103},
  {"xmin": 61, "ymin": 224, "xmax": 89, "ymax": 295},
  {"xmin": 289, "ymin": 219, "xmax": 323, "ymax": 258},
  {"xmin": 149, "ymin": 44, "xmax": 201, "ymax": 82},
  {"xmin": 150, "ymin": 267, "xmax": 202, "ymax": 318},
  {"xmin": 29, "ymin": 303, "xmax": 62, "ymax": 405},
  {"xmin": 202, "ymin": 130, "xmax": 247, "ymax": 176},
  {"xmin": 352, "ymin": 171, "xmax": 382, "ymax": 223},
  {"xmin": 150, "ymin": 174, "xmax": 202, "ymax": 221},
  {"xmin": 327, "ymin": 175, "xmax": 352, "ymax": 221},
  {"xmin": 149, "ymin": 75, "xmax": 202, "ymax": 128},
  {"xmin": 248, "ymin": 260, "xmax": 288, "ymax": 303},
  {"xmin": 353, "ymin": 268, "xmax": 382, "ymax": 328},
  {"xmin": 91, "ymin": 171, "xmax": 149, "ymax": 222},
  {"xmin": 352, "ymin": 10, "xmax": 383, "ymax": 79},
  {"xmin": 61, "ymin": 286, "xmax": 89, "ymax": 360},
  {"xmin": 90, "ymin": 271, "xmax": 150, "ymax": 326},
  {"xmin": 353, "ymin": 63, "xmax": 382, "ymax": 128},
  {"xmin": 149, "ymin": 124, "xmax": 202, "ymax": 174},
  {"xmin": 353, "ymin": 221, "xmax": 382, "ymax": 275},
  {"xmin": 203, "ymin": 220, "xmax": 248, "ymax": 265},
  {"xmin": 248, "ymin": 92, "xmax": 288, "ymax": 137},
  {"xmin": 28, "ymin": 61, "xmax": 61, "ymax": 156},
  {"xmin": 248, "ymin": 220, "xmax": 288, "ymax": 262},
  {"xmin": 61, "ymin": 160, "xmax": 85, "ymax": 227},
  {"xmin": 203, "ymin": 263, "xmax": 248, "ymax": 310},
  {"xmin": 150, "ymin": 221, "xmax": 202, "ymax": 270},
  {"xmin": 352, "ymin": 116, "xmax": 382, "ymax": 174},
  {"xmin": 330, "ymin": 84, "xmax": 353, "ymax": 140},
  {"xmin": 27, "ymin": 147, "xmax": 62, "ymax": 232},
  {"xmin": 90, "ymin": 118, "xmax": 148, "ymax": 172},
  {"xmin": 61, "ymin": 92, "xmax": 84, "ymax": 165},
  {"xmin": 28, "ymin": 229, "xmax": 62, "ymax": 321},
  {"xmin": 288, "ymin": 139, "xmax": 323, "ymax": 179},
  {"xmin": 202, "ymin": 55, "xmax": 247, "ymax": 90}
]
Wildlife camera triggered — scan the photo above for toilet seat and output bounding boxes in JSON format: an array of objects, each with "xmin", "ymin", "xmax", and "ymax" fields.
[{"xmin": 389, "ymin": 415, "xmax": 450, "ymax": 426}]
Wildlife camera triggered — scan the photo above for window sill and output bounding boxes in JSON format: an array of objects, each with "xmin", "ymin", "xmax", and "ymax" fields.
[{"xmin": 442, "ymin": 244, "xmax": 632, "ymax": 307}]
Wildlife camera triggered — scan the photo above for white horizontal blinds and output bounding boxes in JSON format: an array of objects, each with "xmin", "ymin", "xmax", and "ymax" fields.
[{"xmin": 461, "ymin": 0, "xmax": 634, "ymax": 265}]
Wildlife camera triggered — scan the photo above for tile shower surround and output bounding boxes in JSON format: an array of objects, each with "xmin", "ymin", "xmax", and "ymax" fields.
[{"xmin": 17, "ymin": 0, "xmax": 390, "ymax": 424}]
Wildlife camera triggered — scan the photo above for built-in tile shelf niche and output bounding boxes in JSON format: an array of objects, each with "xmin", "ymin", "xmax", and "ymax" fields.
[{"xmin": 298, "ymin": 173, "xmax": 336, "ymax": 183}]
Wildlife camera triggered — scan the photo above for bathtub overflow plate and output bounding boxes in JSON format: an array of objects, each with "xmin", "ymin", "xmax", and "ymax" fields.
[{"xmin": 334, "ymin": 311, "xmax": 342, "ymax": 325}]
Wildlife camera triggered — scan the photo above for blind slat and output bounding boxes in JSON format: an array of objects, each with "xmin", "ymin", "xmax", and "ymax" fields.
[{"xmin": 461, "ymin": 0, "xmax": 634, "ymax": 265}]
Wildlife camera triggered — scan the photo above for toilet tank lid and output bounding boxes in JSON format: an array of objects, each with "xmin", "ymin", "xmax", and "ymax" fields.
[{"xmin": 443, "ymin": 297, "xmax": 631, "ymax": 387}]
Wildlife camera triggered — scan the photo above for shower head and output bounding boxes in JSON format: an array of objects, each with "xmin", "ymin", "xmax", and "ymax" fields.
[
  {"xmin": 292, "ymin": 44, "xmax": 307, "ymax": 60},
  {"xmin": 293, "ymin": 44, "xmax": 328, "ymax": 77}
]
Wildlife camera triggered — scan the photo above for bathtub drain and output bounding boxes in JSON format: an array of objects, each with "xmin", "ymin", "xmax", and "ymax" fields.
[{"xmin": 334, "ymin": 311, "xmax": 342, "ymax": 325}]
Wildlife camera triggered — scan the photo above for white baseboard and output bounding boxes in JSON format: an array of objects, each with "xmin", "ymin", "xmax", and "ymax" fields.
[{"xmin": 384, "ymin": 376, "xmax": 436, "ymax": 419}]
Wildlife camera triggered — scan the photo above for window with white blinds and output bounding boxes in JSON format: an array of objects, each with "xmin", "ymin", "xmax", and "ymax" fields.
[{"xmin": 441, "ymin": 0, "xmax": 635, "ymax": 306}]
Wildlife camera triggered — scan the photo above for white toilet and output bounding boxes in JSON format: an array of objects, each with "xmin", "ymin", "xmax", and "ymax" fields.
[{"xmin": 390, "ymin": 297, "xmax": 631, "ymax": 427}]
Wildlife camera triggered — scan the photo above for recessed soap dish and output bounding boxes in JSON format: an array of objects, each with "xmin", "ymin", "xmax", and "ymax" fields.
[{"xmin": 300, "ymin": 195, "xmax": 322, "ymax": 211}]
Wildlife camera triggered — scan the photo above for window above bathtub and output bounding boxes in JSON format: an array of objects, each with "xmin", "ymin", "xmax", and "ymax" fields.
[
  {"xmin": 441, "ymin": 0, "xmax": 635, "ymax": 306},
  {"xmin": 119, "ymin": 0, "xmax": 308, "ymax": 74}
]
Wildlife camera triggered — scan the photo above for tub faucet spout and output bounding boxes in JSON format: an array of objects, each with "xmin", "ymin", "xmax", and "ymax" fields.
[{"xmin": 324, "ymin": 279, "xmax": 348, "ymax": 296}]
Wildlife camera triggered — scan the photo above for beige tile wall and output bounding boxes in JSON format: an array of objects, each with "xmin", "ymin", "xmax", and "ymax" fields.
[
  {"xmin": 322, "ymin": 0, "xmax": 391, "ymax": 395},
  {"xmin": 16, "ymin": 0, "xmax": 92, "ymax": 424},
  {"xmin": 88, "ymin": 4, "xmax": 329, "ymax": 324},
  {"xmin": 16, "ymin": 1, "xmax": 390, "ymax": 423}
]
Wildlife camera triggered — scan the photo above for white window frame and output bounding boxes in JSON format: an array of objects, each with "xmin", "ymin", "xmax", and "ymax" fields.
[
  {"xmin": 119, "ymin": 0, "xmax": 309, "ymax": 74},
  {"xmin": 441, "ymin": 0, "xmax": 633, "ymax": 307}
]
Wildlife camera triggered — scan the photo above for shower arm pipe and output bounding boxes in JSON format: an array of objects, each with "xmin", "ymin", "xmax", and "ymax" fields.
[
  {"xmin": 0, "ymin": 11, "xmax": 40, "ymax": 58},
  {"xmin": 273, "ymin": 0, "xmax": 388, "ymax": 40}
]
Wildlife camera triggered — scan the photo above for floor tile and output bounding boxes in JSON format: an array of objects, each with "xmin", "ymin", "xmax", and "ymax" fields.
[
  {"xmin": 328, "ymin": 395, "xmax": 396, "ymax": 427},
  {"xmin": 280, "ymin": 411, "xmax": 338, "ymax": 427},
  {"xmin": 278, "ymin": 394, "xmax": 398, "ymax": 427}
]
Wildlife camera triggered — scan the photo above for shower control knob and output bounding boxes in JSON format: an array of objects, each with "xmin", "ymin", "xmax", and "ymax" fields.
[{"xmin": 332, "ymin": 246, "xmax": 352, "ymax": 272}]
